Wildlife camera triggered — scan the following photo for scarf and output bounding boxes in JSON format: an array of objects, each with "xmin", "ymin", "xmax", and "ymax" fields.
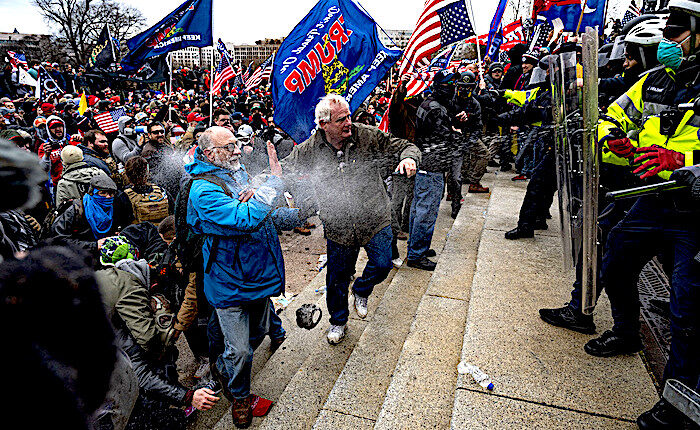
[{"xmin": 82, "ymin": 193, "xmax": 113, "ymax": 239}]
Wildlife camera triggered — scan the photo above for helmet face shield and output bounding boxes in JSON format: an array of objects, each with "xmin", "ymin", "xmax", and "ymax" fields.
[
  {"xmin": 610, "ymin": 35, "xmax": 626, "ymax": 61},
  {"xmin": 529, "ymin": 66, "xmax": 547, "ymax": 86}
]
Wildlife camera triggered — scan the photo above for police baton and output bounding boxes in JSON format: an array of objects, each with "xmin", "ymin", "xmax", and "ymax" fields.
[{"xmin": 605, "ymin": 180, "xmax": 687, "ymax": 201}]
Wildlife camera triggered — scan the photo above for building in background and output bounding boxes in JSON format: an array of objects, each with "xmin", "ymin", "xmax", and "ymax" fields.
[
  {"xmin": 170, "ymin": 38, "xmax": 283, "ymax": 69},
  {"xmin": 0, "ymin": 30, "xmax": 64, "ymax": 63},
  {"xmin": 378, "ymin": 29, "xmax": 412, "ymax": 50}
]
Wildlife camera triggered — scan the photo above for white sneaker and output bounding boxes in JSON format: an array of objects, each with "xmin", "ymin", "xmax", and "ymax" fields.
[
  {"xmin": 392, "ymin": 257, "xmax": 403, "ymax": 268},
  {"xmin": 353, "ymin": 292, "xmax": 368, "ymax": 318},
  {"xmin": 327, "ymin": 324, "xmax": 347, "ymax": 344}
]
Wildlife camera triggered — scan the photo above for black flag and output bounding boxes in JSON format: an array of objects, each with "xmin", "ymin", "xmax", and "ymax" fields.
[{"xmin": 88, "ymin": 25, "xmax": 117, "ymax": 70}]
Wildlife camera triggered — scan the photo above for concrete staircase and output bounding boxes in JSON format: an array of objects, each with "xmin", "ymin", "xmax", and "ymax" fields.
[{"xmin": 193, "ymin": 171, "xmax": 658, "ymax": 430}]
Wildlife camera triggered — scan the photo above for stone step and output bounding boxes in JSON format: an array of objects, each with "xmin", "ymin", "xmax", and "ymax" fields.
[
  {"xmin": 372, "ymin": 192, "xmax": 490, "ymax": 429},
  {"xmin": 207, "ymin": 230, "xmax": 405, "ymax": 429},
  {"xmin": 258, "ymin": 201, "xmax": 457, "ymax": 430},
  {"xmin": 449, "ymin": 173, "xmax": 657, "ymax": 428}
]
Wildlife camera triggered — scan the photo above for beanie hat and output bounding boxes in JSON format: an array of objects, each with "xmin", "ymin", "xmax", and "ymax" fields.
[
  {"xmin": 100, "ymin": 236, "xmax": 138, "ymax": 266},
  {"xmin": 41, "ymin": 102, "xmax": 55, "ymax": 114},
  {"xmin": 61, "ymin": 145, "xmax": 83, "ymax": 165}
]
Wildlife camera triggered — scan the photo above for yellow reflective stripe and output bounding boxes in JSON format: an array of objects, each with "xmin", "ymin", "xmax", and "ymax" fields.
[{"xmin": 685, "ymin": 151, "xmax": 694, "ymax": 166}]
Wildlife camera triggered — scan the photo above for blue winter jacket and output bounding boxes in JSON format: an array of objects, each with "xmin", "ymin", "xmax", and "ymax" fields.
[{"xmin": 185, "ymin": 148, "xmax": 302, "ymax": 308}]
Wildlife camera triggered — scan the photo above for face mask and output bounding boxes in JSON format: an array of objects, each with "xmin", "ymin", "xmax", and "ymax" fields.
[{"xmin": 657, "ymin": 37, "xmax": 688, "ymax": 70}]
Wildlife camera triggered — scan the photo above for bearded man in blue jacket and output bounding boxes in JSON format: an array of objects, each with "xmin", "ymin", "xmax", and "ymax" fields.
[{"xmin": 185, "ymin": 126, "xmax": 301, "ymax": 428}]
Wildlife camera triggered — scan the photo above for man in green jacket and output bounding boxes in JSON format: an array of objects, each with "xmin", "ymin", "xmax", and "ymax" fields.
[{"xmin": 281, "ymin": 94, "xmax": 420, "ymax": 344}]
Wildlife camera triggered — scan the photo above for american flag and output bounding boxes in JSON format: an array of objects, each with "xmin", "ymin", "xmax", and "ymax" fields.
[
  {"xmin": 398, "ymin": 0, "xmax": 476, "ymax": 76},
  {"xmin": 245, "ymin": 52, "xmax": 275, "ymax": 91},
  {"xmin": 242, "ymin": 63, "xmax": 254, "ymax": 82},
  {"xmin": 212, "ymin": 39, "xmax": 236, "ymax": 94},
  {"xmin": 622, "ymin": 1, "xmax": 641, "ymax": 26},
  {"xmin": 7, "ymin": 51, "xmax": 27, "ymax": 70},
  {"xmin": 95, "ymin": 108, "xmax": 125, "ymax": 133},
  {"xmin": 529, "ymin": 20, "xmax": 553, "ymax": 50},
  {"xmin": 404, "ymin": 60, "xmax": 475, "ymax": 97}
]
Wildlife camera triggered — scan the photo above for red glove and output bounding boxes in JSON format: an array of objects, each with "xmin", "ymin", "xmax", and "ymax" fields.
[
  {"xmin": 606, "ymin": 137, "xmax": 636, "ymax": 158},
  {"xmin": 632, "ymin": 145, "xmax": 685, "ymax": 180}
]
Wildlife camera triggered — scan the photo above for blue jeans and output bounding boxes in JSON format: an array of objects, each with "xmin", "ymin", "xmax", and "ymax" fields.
[
  {"xmin": 326, "ymin": 226, "xmax": 393, "ymax": 326},
  {"xmin": 407, "ymin": 171, "xmax": 444, "ymax": 261},
  {"xmin": 600, "ymin": 196, "xmax": 699, "ymax": 387},
  {"xmin": 211, "ymin": 298, "xmax": 271, "ymax": 399}
]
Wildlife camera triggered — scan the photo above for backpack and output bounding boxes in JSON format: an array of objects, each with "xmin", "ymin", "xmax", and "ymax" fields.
[
  {"xmin": 124, "ymin": 185, "xmax": 170, "ymax": 225},
  {"xmin": 173, "ymin": 174, "xmax": 233, "ymax": 273},
  {"xmin": 40, "ymin": 198, "xmax": 83, "ymax": 240}
]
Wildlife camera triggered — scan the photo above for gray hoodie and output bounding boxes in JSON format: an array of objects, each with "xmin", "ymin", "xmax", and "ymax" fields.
[{"xmin": 112, "ymin": 116, "xmax": 140, "ymax": 165}]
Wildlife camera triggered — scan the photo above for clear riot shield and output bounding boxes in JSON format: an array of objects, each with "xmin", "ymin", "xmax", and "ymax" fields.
[
  {"xmin": 550, "ymin": 47, "xmax": 581, "ymax": 271},
  {"xmin": 580, "ymin": 28, "xmax": 599, "ymax": 315}
]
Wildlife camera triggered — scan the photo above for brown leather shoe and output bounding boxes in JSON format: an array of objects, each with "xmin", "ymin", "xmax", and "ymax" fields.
[
  {"xmin": 304, "ymin": 221, "xmax": 316, "ymax": 229},
  {"xmin": 294, "ymin": 226, "xmax": 311, "ymax": 235},
  {"xmin": 231, "ymin": 396, "xmax": 253, "ymax": 428},
  {"xmin": 468, "ymin": 183, "xmax": 490, "ymax": 193},
  {"xmin": 396, "ymin": 231, "xmax": 408, "ymax": 240}
]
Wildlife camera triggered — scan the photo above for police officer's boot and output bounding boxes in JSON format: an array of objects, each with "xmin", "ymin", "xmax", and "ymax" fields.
[
  {"xmin": 505, "ymin": 226, "xmax": 534, "ymax": 239},
  {"xmin": 637, "ymin": 399, "xmax": 686, "ymax": 430},
  {"xmin": 584, "ymin": 330, "xmax": 642, "ymax": 357},
  {"xmin": 539, "ymin": 305, "xmax": 596, "ymax": 334}
]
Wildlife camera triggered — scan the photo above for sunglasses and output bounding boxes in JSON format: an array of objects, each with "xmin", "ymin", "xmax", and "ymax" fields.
[{"xmin": 151, "ymin": 129, "xmax": 165, "ymax": 135}]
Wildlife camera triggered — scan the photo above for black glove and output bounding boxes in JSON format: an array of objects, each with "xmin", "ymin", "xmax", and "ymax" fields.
[{"xmin": 670, "ymin": 165, "xmax": 700, "ymax": 200}]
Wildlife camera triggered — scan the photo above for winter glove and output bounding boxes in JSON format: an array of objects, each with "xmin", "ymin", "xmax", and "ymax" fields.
[
  {"xmin": 633, "ymin": 145, "xmax": 685, "ymax": 180},
  {"xmin": 606, "ymin": 137, "xmax": 636, "ymax": 159},
  {"xmin": 670, "ymin": 164, "xmax": 700, "ymax": 200}
]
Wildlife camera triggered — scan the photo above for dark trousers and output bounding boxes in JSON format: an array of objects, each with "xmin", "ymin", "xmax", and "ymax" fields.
[
  {"xmin": 600, "ymin": 196, "xmax": 700, "ymax": 387},
  {"xmin": 517, "ymin": 149, "xmax": 556, "ymax": 229},
  {"xmin": 326, "ymin": 226, "xmax": 393, "ymax": 326},
  {"xmin": 390, "ymin": 173, "xmax": 414, "ymax": 234}
]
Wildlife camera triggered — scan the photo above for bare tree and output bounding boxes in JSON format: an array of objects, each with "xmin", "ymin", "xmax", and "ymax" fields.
[{"xmin": 32, "ymin": 0, "xmax": 146, "ymax": 65}]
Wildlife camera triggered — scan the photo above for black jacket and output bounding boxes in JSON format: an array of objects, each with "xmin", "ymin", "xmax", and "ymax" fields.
[{"xmin": 415, "ymin": 95, "xmax": 465, "ymax": 172}]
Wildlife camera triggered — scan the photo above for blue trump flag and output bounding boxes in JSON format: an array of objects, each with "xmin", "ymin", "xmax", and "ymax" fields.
[
  {"xmin": 538, "ymin": 0, "xmax": 606, "ymax": 33},
  {"xmin": 121, "ymin": 0, "xmax": 212, "ymax": 71},
  {"xmin": 271, "ymin": 0, "xmax": 401, "ymax": 143},
  {"xmin": 486, "ymin": 0, "xmax": 508, "ymax": 60}
]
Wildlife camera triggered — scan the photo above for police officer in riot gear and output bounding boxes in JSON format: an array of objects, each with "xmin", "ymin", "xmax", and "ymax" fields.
[{"xmin": 579, "ymin": 2, "xmax": 700, "ymax": 427}]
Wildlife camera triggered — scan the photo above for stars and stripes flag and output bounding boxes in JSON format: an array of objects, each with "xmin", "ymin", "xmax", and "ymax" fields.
[
  {"xmin": 398, "ymin": 0, "xmax": 476, "ymax": 76},
  {"xmin": 622, "ymin": 0, "xmax": 641, "ymax": 26},
  {"xmin": 212, "ymin": 39, "xmax": 236, "ymax": 94},
  {"xmin": 242, "ymin": 63, "xmax": 254, "ymax": 82},
  {"xmin": 7, "ymin": 51, "xmax": 27, "ymax": 70},
  {"xmin": 529, "ymin": 20, "xmax": 553, "ymax": 50},
  {"xmin": 94, "ymin": 108, "xmax": 125, "ymax": 133},
  {"xmin": 404, "ymin": 61, "xmax": 475, "ymax": 97},
  {"xmin": 244, "ymin": 52, "xmax": 275, "ymax": 91}
]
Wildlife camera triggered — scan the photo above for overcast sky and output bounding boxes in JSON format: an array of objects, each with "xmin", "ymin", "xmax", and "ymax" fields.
[{"xmin": 0, "ymin": 0, "xmax": 515, "ymax": 44}]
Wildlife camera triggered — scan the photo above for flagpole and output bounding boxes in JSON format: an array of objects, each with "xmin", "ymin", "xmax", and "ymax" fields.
[
  {"xmin": 465, "ymin": 0, "xmax": 485, "ymax": 85},
  {"xmin": 107, "ymin": 24, "xmax": 117, "ymax": 71},
  {"xmin": 168, "ymin": 53, "xmax": 173, "ymax": 122}
]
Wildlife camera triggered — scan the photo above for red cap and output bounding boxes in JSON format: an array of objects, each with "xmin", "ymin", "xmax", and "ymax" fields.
[
  {"xmin": 187, "ymin": 112, "xmax": 206, "ymax": 123},
  {"xmin": 41, "ymin": 102, "xmax": 54, "ymax": 113},
  {"xmin": 47, "ymin": 118, "xmax": 63, "ymax": 129},
  {"xmin": 109, "ymin": 95, "xmax": 121, "ymax": 104}
]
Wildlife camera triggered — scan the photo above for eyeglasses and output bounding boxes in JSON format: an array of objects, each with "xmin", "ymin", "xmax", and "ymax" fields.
[
  {"xmin": 151, "ymin": 129, "xmax": 165, "ymax": 135},
  {"xmin": 237, "ymin": 136, "xmax": 251, "ymax": 144},
  {"xmin": 210, "ymin": 143, "xmax": 238, "ymax": 152}
]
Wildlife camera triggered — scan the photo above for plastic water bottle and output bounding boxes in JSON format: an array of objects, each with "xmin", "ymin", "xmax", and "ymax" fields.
[
  {"xmin": 317, "ymin": 254, "xmax": 328, "ymax": 271},
  {"xmin": 457, "ymin": 361, "xmax": 494, "ymax": 390}
]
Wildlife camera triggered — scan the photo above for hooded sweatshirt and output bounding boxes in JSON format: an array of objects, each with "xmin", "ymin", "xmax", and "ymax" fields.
[
  {"xmin": 112, "ymin": 116, "xmax": 140, "ymax": 165},
  {"xmin": 55, "ymin": 162, "xmax": 106, "ymax": 207},
  {"xmin": 37, "ymin": 115, "xmax": 72, "ymax": 184}
]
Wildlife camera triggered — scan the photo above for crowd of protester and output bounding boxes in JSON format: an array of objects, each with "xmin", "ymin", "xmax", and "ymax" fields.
[{"xmin": 1, "ymin": 2, "xmax": 700, "ymax": 429}]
